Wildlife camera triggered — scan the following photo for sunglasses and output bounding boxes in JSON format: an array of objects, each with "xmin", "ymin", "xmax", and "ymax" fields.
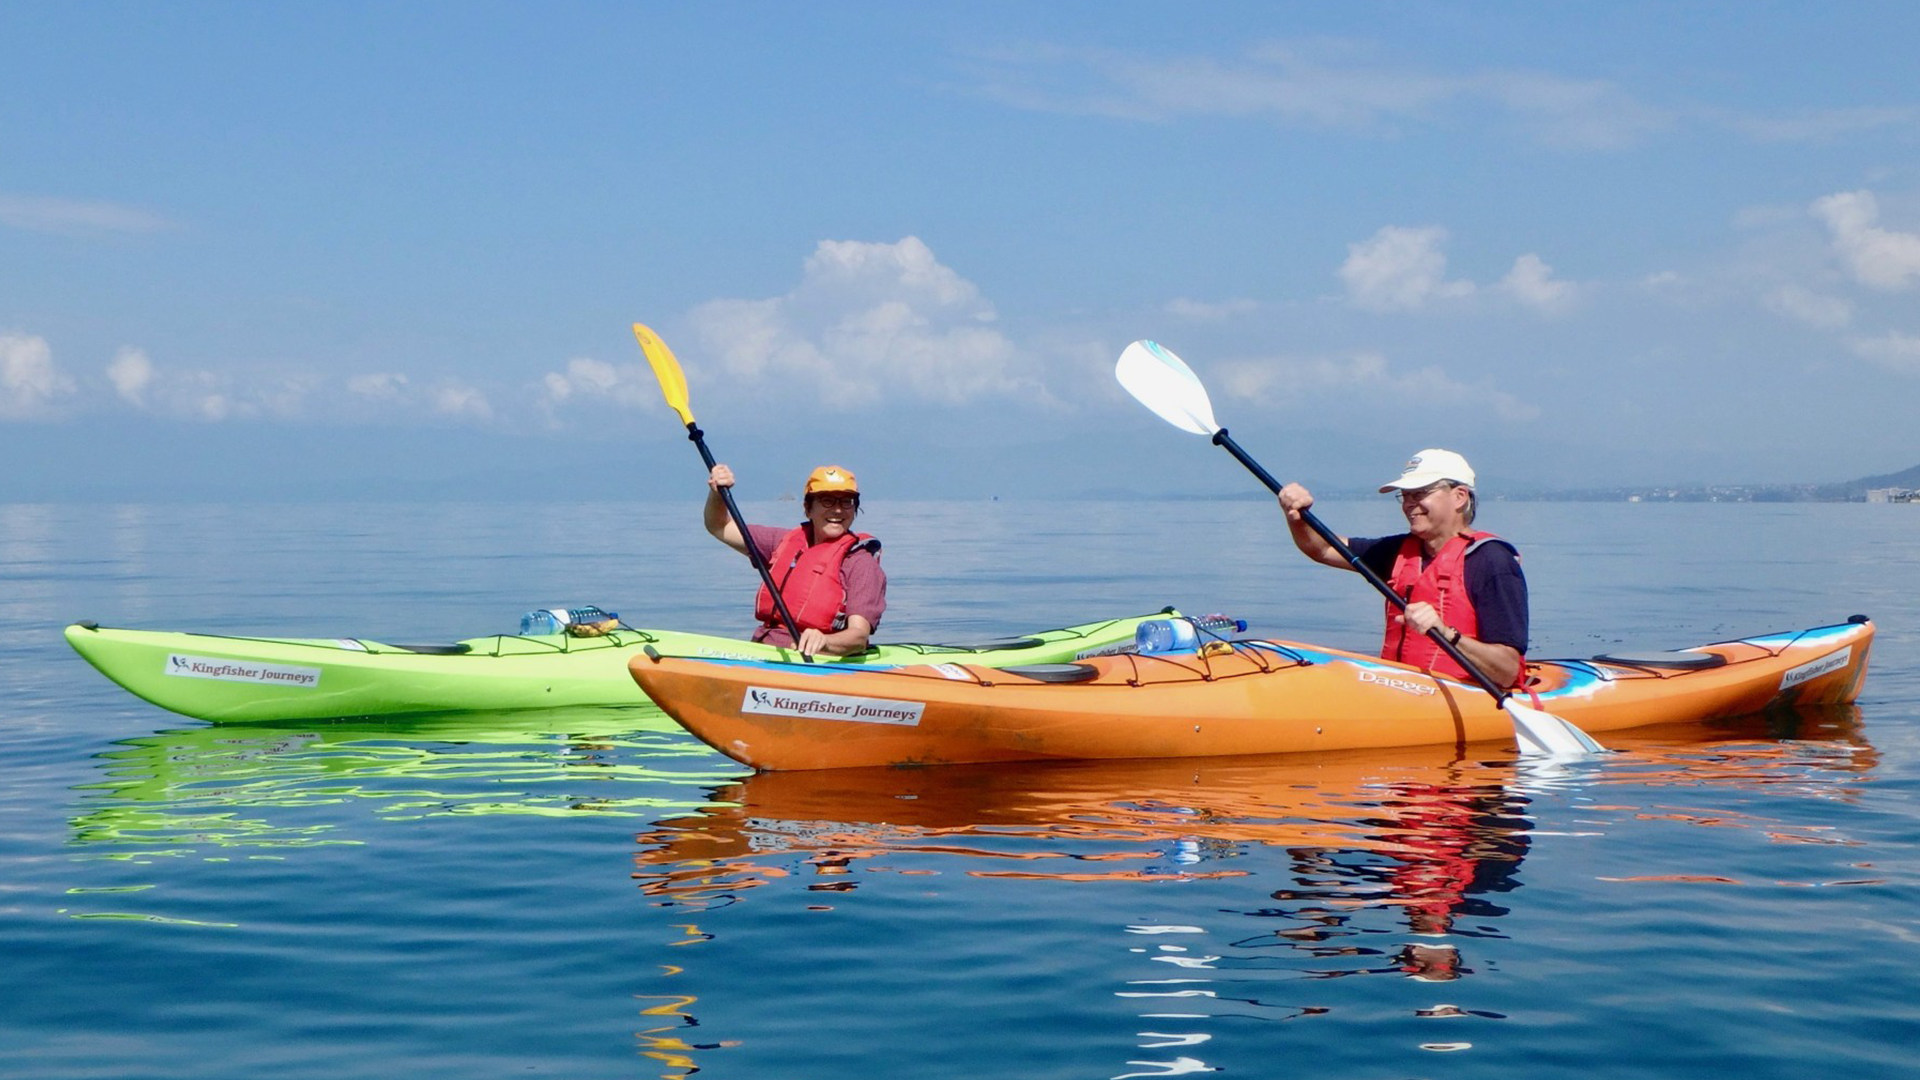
[{"xmin": 1397, "ymin": 483, "xmax": 1453, "ymax": 502}]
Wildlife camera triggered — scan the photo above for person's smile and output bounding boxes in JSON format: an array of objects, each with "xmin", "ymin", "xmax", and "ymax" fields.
[
  {"xmin": 809, "ymin": 494, "xmax": 857, "ymax": 539},
  {"xmin": 1400, "ymin": 485, "xmax": 1440, "ymax": 524}
]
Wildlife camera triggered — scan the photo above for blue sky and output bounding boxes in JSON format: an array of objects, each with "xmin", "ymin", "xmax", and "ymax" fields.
[{"xmin": 4, "ymin": 2, "xmax": 1918, "ymax": 502}]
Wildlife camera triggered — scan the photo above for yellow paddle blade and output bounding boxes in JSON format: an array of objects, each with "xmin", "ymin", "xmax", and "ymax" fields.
[{"xmin": 632, "ymin": 323, "xmax": 695, "ymax": 426}]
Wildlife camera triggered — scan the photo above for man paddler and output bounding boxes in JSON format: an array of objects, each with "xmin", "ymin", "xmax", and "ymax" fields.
[{"xmin": 1276, "ymin": 449, "xmax": 1528, "ymax": 688}]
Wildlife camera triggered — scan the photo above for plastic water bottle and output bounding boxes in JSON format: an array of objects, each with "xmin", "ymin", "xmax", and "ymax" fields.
[
  {"xmin": 1196, "ymin": 613, "xmax": 1249, "ymax": 635},
  {"xmin": 518, "ymin": 606, "xmax": 618, "ymax": 636},
  {"xmin": 1134, "ymin": 614, "xmax": 1247, "ymax": 654},
  {"xmin": 1135, "ymin": 618, "xmax": 1196, "ymax": 654}
]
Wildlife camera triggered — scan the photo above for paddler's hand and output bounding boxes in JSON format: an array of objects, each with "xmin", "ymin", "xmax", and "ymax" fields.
[
  {"xmin": 708, "ymin": 464, "xmax": 735, "ymax": 491},
  {"xmin": 797, "ymin": 627, "xmax": 831, "ymax": 657},
  {"xmin": 1278, "ymin": 482, "xmax": 1351, "ymax": 569},
  {"xmin": 1277, "ymin": 482, "xmax": 1314, "ymax": 521},
  {"xmin": 1402, "ymin": 601, "xmax": 1445, "ymax": 639}
]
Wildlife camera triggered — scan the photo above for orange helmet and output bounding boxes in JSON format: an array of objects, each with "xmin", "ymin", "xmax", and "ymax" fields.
[{"xmin": 803, "ymin": 465, "xmax": 859, "ymax": 497}]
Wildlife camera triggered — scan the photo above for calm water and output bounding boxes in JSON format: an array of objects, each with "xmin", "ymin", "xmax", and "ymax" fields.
[{"xmin": 4, "ymin": 498, "xmax": 1918, "ymax": 1079}]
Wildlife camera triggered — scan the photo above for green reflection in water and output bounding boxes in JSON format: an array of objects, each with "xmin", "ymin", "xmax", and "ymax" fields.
[
  {"xmin": 70, "ymin": 706, "xmax": 745, "ymax": 856},
  {"xmin": 62, "ymin": 912, "xmax": 241, "ymax": 928}
]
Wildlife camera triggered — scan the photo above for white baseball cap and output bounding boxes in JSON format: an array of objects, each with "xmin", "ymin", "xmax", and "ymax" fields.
[{"xmin": 1379, "ymin": 448, "xmax": 1476, "ymax": 493}]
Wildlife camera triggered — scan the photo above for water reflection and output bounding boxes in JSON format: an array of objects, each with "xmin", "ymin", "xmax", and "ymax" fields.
[
  {"xmin": 70, "ymin": 707, "xmax": 743, "ymax": 856},
  {"xmin": 1230, "ymin": 765, "xmax": 1529, "ymax": 984},
  {"xmin": 629, "ymin": 707, "xmax": 1877, "ymax": 1078}
]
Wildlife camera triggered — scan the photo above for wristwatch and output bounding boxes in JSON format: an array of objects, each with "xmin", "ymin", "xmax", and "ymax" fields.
[{"xmin": 1447, "ymin": 627, "xmax": 1463, "ymax": 645}]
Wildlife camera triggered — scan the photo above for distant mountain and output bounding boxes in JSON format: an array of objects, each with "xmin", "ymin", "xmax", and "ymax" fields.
[
  {"xmin": 1810, "ymin": 462, "xmax": 1920, "ymax": 501},
  {"xmin": 1848, "ymin": 462, "xmax": 1920, "ymax": 488},
  {"xmin": 1494, "ymin": 462, "xmax": 1920, "ymax": 503}
]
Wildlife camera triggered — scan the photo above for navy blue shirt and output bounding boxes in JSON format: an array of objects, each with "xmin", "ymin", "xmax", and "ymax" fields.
[{"xmin": 1348, "ymin": 534, "xmax": 1530, "ymax": 654}]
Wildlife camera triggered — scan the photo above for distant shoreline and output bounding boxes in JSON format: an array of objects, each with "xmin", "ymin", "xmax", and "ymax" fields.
[{"xmin": 1068, "ymin": 488, "xmax": 1920, "ymax": 504}]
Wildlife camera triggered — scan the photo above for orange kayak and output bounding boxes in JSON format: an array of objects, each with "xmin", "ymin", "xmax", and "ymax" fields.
[{"xmin": 628, "ymin": 616, "xmax": 1874, "ymax": 770}]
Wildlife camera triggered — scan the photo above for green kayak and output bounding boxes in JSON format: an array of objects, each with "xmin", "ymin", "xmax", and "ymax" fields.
[{"xmin": 65, "ymin": 609, "xmax": 1175, "ymax": 723}]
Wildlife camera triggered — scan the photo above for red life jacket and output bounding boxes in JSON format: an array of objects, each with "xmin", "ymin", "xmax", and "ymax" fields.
[
  {"xmin": 1380, "ymin": 531, "xmax": 1519, "ymax": 685},
  {"xmin": 753, "ymin": 525, "xmax": 878, "ymax": 637}
]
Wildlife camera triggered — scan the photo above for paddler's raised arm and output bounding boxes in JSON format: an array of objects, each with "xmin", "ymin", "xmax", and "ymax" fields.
[
  {"xmin": 704, "ymin": 464, "xmax": 748, "ymax": 554},
  {"xmin": 1278, "ymin": 483, "xmax": 1354, "ymax": 570}
]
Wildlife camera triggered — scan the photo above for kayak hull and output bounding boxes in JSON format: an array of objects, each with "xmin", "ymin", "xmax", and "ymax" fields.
[
  {"xmin": 65, "ymin": 609, "xmax": 1173, "ymax": 723},
  {"xmin": 628, "ymin": 618, "xmax": 1874, "ymax": 770}
]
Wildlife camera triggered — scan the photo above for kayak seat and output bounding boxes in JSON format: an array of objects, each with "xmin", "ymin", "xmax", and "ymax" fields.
[
  {"xmin": 1000, "ymin": 663, "xmax": 1099, "ymax": 683},
  {"xmin": 391, "ymin": 643, "xmax": 474, "ymax": 655},
  {"xmin": 1592, "ymin": 649, "xmax": 1726, "ymax": 670}
]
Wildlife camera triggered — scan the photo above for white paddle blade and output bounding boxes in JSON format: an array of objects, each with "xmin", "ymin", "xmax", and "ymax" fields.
[
  {"xmin": 1115, "ymin": 340, "xmax": 1221, "ymax": 436},
  {"xmin": 1506, "ymin": 700, "xmax": 1606, "ymax": 758}
]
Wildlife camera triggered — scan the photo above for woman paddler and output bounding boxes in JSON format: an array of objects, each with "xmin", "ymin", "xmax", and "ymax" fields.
[
  {"xmin": 1276, "ymin": 449, "xmax": 1529, "ymax": 689},
  {"xmin": 704, "ymin": 463, "xmax": 887, "ymax": 657}
]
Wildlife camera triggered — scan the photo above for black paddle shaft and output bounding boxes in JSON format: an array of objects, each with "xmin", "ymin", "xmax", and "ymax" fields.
[
  {"xmin": 686, "ymin": 422, "xmax": 810, "ymax": 657},
  {"xmin": 1211, "ymin": 427, "xmax": 1512, "ymax": 705}
]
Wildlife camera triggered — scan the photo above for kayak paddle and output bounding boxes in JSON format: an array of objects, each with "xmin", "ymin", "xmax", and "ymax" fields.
[
  {"xmin": 632, "ymin": 323, "xmax": 811, "ymax": 660},
  {"xmin": 1114, "ymin": 339, "xmax": 1604, "ymax": 758}
]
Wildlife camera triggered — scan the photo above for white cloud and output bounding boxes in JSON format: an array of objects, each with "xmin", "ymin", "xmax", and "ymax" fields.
[
  {"xmin": 1470, "ymin": 69, "xmax": 1672, "ymax": 151},
  {"xmin": 1498, "ymin": 253, "xmax": 1577, "ymax": 311},
  {"xmin": 965, "ymin": 39, "xmax": 1672, "ymax": 150},
  {"xmin": 110, "ymin": 366, "xmax": 238, "ymax": 422},
  {"xmin": 2, "ymin": 331, "xmax": 513, "ymax": 428},
  {"xmin": 1340, "ymin": 226, "xmax": 1475, "ymax": 311},
  {"xmin": 1341, "ymin": 230, "xmax": 1583, "ymax": 314},
  {"xmin": 0, "ymin": 192, "xmax": 176, "ymax": 235},
  {"xmin": 348, "ymin": 372, "xmax": 410, "ymax": 400},
  {"xmin": 804, "ymin": 236, "xmax": 985, "ymax": 308},
  {"xmin": 687, "ymin": 236, "xmax": 1039, "ymax": 407},
  {"xmin": 254, "ymin": 374, "xmax": 320, "ymax": 419},
  {"xmin": 167, "ymin": 371, "xmax": 250, "ymax": 422},
  {"xmin": 107, "ymin": 347, "xmax": 155, "ymax": 405},
  {"xmin": 431, "ymin": 381, "xmax": 493, "ymax": 421},
  {"xmin": 1849, "ymin": 331, "xmax": 1920, "ymax": 374},
  {"xmin": 543, "ymin": 359, "xmax": 606, "ymax": 402},
  {"xmin": 1811, "ymin": 190, "xmax": 1920, "ymax": 290},
  {"xmin": 103, "ymin": 353, "xmax": 319, "ymax": 423},
  {"xmin": 538, "ymin": 356, "xmax": 657, "ymax": 413},
  {"xmin": 1133, "ymin": 43, "xmax": 1458, "ymax": 127},
  {"xmin": 1166, "ymin": 297, "xmax": 1260, "ymax": 321},
  {"xmin": 1217, "ymin": 349, "xmax": 1540, "ymax": 422},
  {"xmin": 1729, "ymin": 106, "xmax": 1920, "ymax": 143},
  {"xmin": 1764, "ymin": 285, "xmax": 1854, "ymax": 329},
  {"xmin": 966, "ymin": 41, "xmax": 1920, "ymax": 153},
  {"xmin": 0, "ymin": 334, "xmax": 78, "ymax": 419}
]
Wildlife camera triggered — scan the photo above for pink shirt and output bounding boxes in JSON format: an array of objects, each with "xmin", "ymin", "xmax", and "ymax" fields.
[{"xmin": 745, "ymin": 523, "xmax": 886, "ymax": 646}]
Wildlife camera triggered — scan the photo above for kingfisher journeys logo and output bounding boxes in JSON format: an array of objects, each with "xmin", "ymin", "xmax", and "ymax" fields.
[
  {"xmin": 166, "ymin": 654, "xmax": 322, "ymax": 688},
  {"xmin": 741, "ymin": 686, "xmax": 925, "ymax": 726},
  {"xmin": 1779, "ymin": 646, "xmax": 1851, "ymax": 691}
]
